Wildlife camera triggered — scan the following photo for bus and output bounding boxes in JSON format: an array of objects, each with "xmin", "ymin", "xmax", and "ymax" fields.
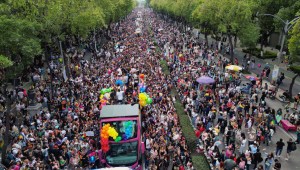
[{"xmin": 99, "ymin": 104, "xmax": 144, "ymax": 170}]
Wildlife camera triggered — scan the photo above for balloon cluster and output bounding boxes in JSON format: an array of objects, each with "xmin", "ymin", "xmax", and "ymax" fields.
[
  {"xmin": 138, "ymin": 93, "xmax": 153, "ymax": 107},
  {"xmin": 100, "ymin": 88, "xmax": 112, "ymax": 95},
  {"xmin": 115, "ymin": 80, "xmax": 124, "ymax": 86},
  {"xmin": 101, "ymin": 124, "xmax": 119, "ymax": 153},
  {"xmin": 123, "ymin": 121, "xmax": 134, "ymax": 140}
]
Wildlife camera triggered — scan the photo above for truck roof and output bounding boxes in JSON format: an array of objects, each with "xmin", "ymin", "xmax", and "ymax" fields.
[{"xmin": 100, "ymin": 104, "xmax": 139, "ymax": 118}]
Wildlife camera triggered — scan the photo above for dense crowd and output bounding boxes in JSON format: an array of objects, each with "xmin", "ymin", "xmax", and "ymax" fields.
[
  {"xmin": 1, "ymin": 7, "xmax": 299, "ymax": 170},
  {"xmin": 0, "ymin": 8, "xmax": 195, "ymax": 170}
]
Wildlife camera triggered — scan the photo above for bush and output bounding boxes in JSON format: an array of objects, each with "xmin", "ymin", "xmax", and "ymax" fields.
[
  {"xmin": 242, "ymin": 48, "xmax": 277, "ymax": 59},
  {"xmin": 289, "ymin": 65, "xmax": 300, "ymax": 74},
  {"xmin": 261, "ymin": 51, "xmax": 277, "ymax": 59}
]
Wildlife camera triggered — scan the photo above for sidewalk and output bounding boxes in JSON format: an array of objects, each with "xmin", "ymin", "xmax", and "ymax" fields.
[{"xmin": 195, "ymin": 33, "xmax": 300, "ymax": 96}]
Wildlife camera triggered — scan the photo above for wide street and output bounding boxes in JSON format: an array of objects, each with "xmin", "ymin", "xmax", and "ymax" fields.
[{"xmin": 1, "ymin": 0, "xmax": 300, "ymax": 170}]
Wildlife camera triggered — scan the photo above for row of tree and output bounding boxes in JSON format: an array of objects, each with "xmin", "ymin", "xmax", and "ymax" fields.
[
  {"xmin": 0, "ymin": 0, "xmax": 135, "ymax": 80},
  {"xmin": 149, "ymin": 0, "xmax": 299, "ymax": 60},
  {"xmin": 149, "ymin": 0, "xmax": 300, "ymax": 96}
]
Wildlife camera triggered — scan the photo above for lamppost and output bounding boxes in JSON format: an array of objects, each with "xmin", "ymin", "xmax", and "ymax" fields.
[{"xmin": 256, "ymin": 12, "xmax": 300, "ymax": 61}]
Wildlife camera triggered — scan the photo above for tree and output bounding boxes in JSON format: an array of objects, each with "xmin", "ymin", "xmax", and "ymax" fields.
[
  {"xmin": 287, "ymin": 13, "xmax": 300, "ymax": 97},
  {"xmin": 239, "ymin": 23, "xmax": 260, "ymax": 48},
  {"xmin": 0, "ymin": 15, "xmax": 42, "ymax": 79},
  {"xmin": 193, "ymin": 0, "xmax": 258, "ymax": 62},
  {"xmin": 0, "ymin": 55, "xmax": 13, "ymax": 69},
  {"xmin": 253, "ymin": 0, "xmax": 297, "ymax": 50}
]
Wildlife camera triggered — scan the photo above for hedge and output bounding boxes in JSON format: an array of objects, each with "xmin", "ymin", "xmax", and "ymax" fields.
[
  {"xmin": 242, "ymin": 48, "xmax": 277, "ymax": 59},
  {"xmin": 289, "ymin": 65, "xmax": 300, "ymax": 74},
  {"xmin": 160, "ymin": 59, "xmax": 211, "ymax": 170}
]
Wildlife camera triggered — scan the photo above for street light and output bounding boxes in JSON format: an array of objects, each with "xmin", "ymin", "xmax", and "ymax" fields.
[{"xmin": 256, "ymin": 12, "xmax": 300, "ymax": 61}]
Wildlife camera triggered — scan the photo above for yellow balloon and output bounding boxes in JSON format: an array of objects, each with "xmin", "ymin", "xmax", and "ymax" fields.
[
  {"xmin": 139, "ymin": 93, "xmax": 147, "ymax": 101},
  {"xmin": 100, "ymin": 94, "xmax": 104, "ymax": 100}
]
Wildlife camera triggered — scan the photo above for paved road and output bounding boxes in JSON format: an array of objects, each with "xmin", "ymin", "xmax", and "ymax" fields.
[{"xmin": 196, "ymin": 33, "xmax": 300, "ymax": 96}]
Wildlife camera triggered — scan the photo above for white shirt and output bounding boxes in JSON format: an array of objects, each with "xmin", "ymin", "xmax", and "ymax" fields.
[{"xmin": 116, "ymin": 91, "xmax": 124, "ymax": 100}]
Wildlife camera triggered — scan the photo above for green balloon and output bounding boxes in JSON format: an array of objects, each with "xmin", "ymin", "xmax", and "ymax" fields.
[
  {"xmin": 146, "ymin": 98, "xmax": 153, "ymax": 104},
  {"xmin": 115, "ymin": 136, "xmax": 122, "ymax": 142},
  {"xmin": 106, "ymin": 88, "xmax": 112, "ymax": 93},
  {"xmin": 101, "ymin": 89, "xmax": 106, "ymax": 94}
]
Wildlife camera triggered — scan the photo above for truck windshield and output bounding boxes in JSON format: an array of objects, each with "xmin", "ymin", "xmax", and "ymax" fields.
[
  {"xmin": 102, "ymin": 120, "xmax": 137, "ymax": 141},
  {"xmin": 106, "ymin": 141, "xmax": 138, "ymax": 166}
]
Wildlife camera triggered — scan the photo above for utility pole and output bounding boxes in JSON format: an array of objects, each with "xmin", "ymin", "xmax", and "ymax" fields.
[
  {"xmin": 256, "ymin": 13, "xmax": 300, "ymax": 61},
  {"xmin": 59, "ymin": 40, "xmax": 68, "ymax": 81}
]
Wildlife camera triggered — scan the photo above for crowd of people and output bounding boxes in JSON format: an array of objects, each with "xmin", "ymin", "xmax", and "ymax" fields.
[
  {"xmin": 0, "ymin": 6, "xmax": 299, "ymax": 170},
  {"xmin": 0, "ymin": 8, "xmax": 195, "ymax": 170}
]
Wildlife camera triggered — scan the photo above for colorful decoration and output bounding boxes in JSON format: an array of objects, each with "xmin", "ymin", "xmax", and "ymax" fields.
[
  {"xmin": 146, "ymin": 97, "xmax": 153, "ymax": 104},
  {"xmin": 115, "ymin": 80, "xmax": 124, "ymax": 86},
  {"xmin": 100, "ymin": 88, "xmax": 112, "ymax": 95},
  {"xmin": 140, "ymin": 86, "xmax": 146, "ymax": 93},
  {"xmin": 123, "ymin": 121, "xmax": 134, "ymax": 140},
  {"xmin": 115, "ymin": 136, "xmax": 122, "ymax": 142},
  {"xmin": 100, "ymin": 124, "xmax": 122, "ymax": 152},
  {"xmin": 139, "ymin": 93, "xmax": 147, "ymax": 101},
  {"xmin": 138, "ymin": 92, "xmax": 153, "ymax": 107},
  {"xmin": 139, "ymin": 74, "xmax": 145, "ymax": 79},
  {"xmin": 89, "ymin": 156, "xmax": 96, "ymax": 163}
]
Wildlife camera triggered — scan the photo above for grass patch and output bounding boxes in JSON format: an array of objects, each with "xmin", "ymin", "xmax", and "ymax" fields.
[
  {"xmin": 160, "ymin": 58, "xmax": 210, "ymax": 170},
  {"xmin": 192, "ymin": 154, "xmax": 211, "ymax": 170},
  {"xmin": 160, "ymin": 60, "xmax": 170, "ymax": 75}
]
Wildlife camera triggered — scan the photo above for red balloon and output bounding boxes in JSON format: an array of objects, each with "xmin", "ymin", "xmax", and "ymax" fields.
[
  {"xmin": 102, "ymin": 145, "xmax": 110, "ymax": 153},
  {"xmin": 139, "ymin": 74, "xmax": 145, "ymax": 79}
]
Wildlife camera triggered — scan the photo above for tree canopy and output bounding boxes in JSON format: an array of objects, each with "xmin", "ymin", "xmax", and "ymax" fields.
[
  {"xmin": 288, "ymin": 12, "xmax": 300, "ymax": 62},
  {"xmin": 0, "ymin": 0, "xmax": 135, "ymax": 80}
]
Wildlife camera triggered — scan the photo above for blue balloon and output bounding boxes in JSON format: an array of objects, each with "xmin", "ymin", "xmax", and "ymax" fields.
[
  {"xmin": 140, "ymin": 86, "xmax": 147, "ymax": 93},
  {"xmin": 115, "ymin": 80, "xmax": 124, "ymax": 86},
  {"xmin": 90, "ymin": 156, "xmax": 95, "ymax": 163}
]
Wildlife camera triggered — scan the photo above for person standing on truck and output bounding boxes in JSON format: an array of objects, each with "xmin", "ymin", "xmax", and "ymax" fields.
[{"xmin": 116, "ymin": 88, "xmax": 124, "ymax": 104}]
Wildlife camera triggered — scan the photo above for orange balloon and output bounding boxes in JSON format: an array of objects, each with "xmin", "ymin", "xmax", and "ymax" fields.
[{"xmin": 139, "ymin": 74, "xmax": 145, "ymax": 79}]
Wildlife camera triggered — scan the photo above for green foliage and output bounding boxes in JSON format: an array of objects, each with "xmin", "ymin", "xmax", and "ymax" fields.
[
  {"xmin": 274, "ymin": 1, "xmax": 300, "ymax": 31},
  {"xmin": 288, "ymin": 13, "xmax": 300, "ymax": 60},
  {"xmin": 0, "ymin": 15, "xmax": 42, "ymax": 67},
  {"xmin": 0, "ymin": 0, "xmax": 135, "ymax": 79},
  {"xmin": 242, "ymin": 48, "xmax": 277, "ymax": 59},
  {"xmin": 239, "ymin": 22, "xmax": 260, "ymax": 48},
  {"xmin": 0, "ymin": 55, "xmax": 13, "ymax": 68},
  {"xmin": 289, "ymin": 65, "xmax": 300, "ymax": 74},
  {"xmin": 193, "ymin": 0, "xmax": 257, "ymax": 34}
]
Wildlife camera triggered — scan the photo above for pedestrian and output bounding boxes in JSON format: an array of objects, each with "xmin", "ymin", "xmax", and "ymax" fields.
[
  {"xmin": 286, "ymin": 138, "xmax": 296, "ymax": 160},
  {"xmin": 264, "ymin": 153, "xmax": 274, "ymax": 170},
  {"xmin": 266, "ymin": 67, "xmax": 271, "ymax": 78},
  {"xmin": 273, "ymin": 159, "xmax": 281, "ymax": 170},
  {"xmin": 275, "ymin": 138, "xmax": 285, "ymax": 158},
  {"xmin": 239, "ymin": 134, "xmax": 247, "ymax": 155},
  {"xmin": 252, "ymin": 149, "xmax": 263, "ymax": 169},
  {"xmin": 257, "ymin": 164, "xmax": 264, "ymax": 170},
  {"xmin": 224, "ymin": 156, "xmax": 236, "ymax": 170}
]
